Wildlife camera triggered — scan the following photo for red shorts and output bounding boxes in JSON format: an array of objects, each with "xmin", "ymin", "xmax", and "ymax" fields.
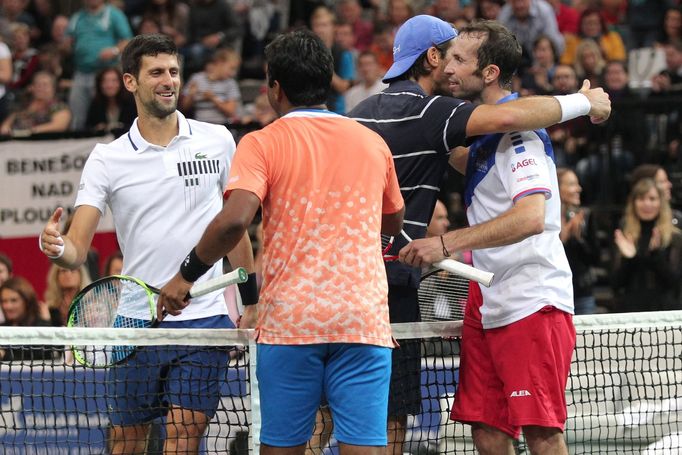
[{"xmin": 451, "ymin": 306, "xmax": 576, "ymax": 438}]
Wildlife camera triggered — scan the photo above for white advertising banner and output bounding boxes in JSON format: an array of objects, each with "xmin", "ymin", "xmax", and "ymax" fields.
[{"xmin": 0, "ymin": 136, "xmax": 116, "ymax": 239}]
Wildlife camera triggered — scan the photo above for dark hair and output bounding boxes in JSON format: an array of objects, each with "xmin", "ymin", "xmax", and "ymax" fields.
[
  {"xmin": 384, "ymin": 40, "xmax": 452, "ymax": 84},
  {"xmin": 121, "ymin": 33, "xmax": 178, "ymax": 78},
  {"xmin": 533, "ymin": 34, "xmax": 558, "ymax": 64},
  {"xmin": 579, "ymin": 8, "xmax": 607, "ymax": 37},
  {"xmin": 0, "ymin": 253, "xmax": 12, "ymax": 275},
  {"xmin": 93, "ymin": 67, "xmax": 128, "ymax": 104},
  {"xmin": 0, "ymin": 276, "xmax": 41, "ymax": 326},
  {"xmin": 459, "ymin": 20, "xmax": 522, "ymax": 89},
  {"xmin": 630, "ymin": 164, "xmax": 663, "ymax": 186},
  {"xmin": 103, "ymin": 250, "xmax": 124, "ymax": 276},
  {"xmin": 265, "ymin": 29, "xmax": 333, "ymax": 107}
]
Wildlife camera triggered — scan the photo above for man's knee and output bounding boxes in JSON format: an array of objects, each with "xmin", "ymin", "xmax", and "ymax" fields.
[
  {"xmin": 523, "ymin": 425, "xmax": 567, "ymax": 455},
  {"xmin": 471, "ymin": 423, "xmax": 514, "ymax": 455}
]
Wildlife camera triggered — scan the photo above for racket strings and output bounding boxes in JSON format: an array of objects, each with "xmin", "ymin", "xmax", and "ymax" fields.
[
  {"xmin": 68, "ymin": 278, "xmax": 155, "ymax": 367},
  {"xmin": 418, "ymin": 271, "xmax": 468, "ymax": 321}
]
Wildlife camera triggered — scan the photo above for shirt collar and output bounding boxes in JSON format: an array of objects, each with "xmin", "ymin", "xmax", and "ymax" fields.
[
  {"xmin": 496, "ymin": 92, "xmax": 519, "ymax": 104},
  {"xmin": 127, "ymin": 110, "xmax": 192, "ymax": 153},
  {"xmin": 385, "ymin": 79, "xmax": 427, "ymax": 96}
]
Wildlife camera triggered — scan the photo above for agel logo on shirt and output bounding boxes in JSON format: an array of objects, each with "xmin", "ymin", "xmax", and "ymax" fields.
[{"xmin": 511, "ymin": 158, "xmax": 537, "ymax": 173}]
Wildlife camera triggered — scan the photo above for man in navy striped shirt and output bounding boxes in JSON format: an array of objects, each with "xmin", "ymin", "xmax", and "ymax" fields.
[{"xmin": 349, "ymin": 14, "xmax": 609, "ymax": 453}]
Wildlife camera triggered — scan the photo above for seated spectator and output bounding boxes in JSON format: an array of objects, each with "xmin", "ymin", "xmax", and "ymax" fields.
[
  {"xmin": 310, "ymin": 5, "xmax": 355, "ymax": 114},
  {"xmin": 344, "ymin": 51, "xmax": 387, "ymax": 112},
  {"xmin": 387, "ymin": 0, "xmax": 414, "ymax": 33},
  {"xmin": 85, "ymin": 66, "xmax": 135, "ymax": 135},
  {"xmin": 561, "ymin": 8, "xmax": 626, "ymax": 66},
  {"xmin": 519, "ymin": 35, "xmax": 558, "ymax": 96},
  {"xmin": 369, "ymin": 22, "xmax": 394, "ymax": 73},
  {"xmin": 7, "ymin": 22, "xmax": 39, "ymax": 93},
  {"xmin": 185, "ymin": 0, "xmax": 240, "ymax": 77},
  {"xmin": 0, "ymin": 252, "xmax": 13, "ymax": 324},
  {"xmin": 475, "ymin": 0, "xmax": 504, "ymax": 20},
  {"xmin": 336, "ymin": 0, "xmax": 374, "ymax": 51},
  {"xmin": 0, "ymin": 253, "xmax": 12, "ymax": 286},
  {"xmin": 0, "ymin": 276, "xmax": 58, "ymax": 361},
  {"xmin": 612, "ymin": 178, "xmax": 682, "ymax": 312},
  {"xmin": 573, "ymin": 38, "xmax": 606, "ymax": 88},
  {"xmin": 557, "ymin": 168, "xmax": 600, "ymax": 315},
  {"xmin": 546, "ymin": 64, "xmax": 591, "ymax": 168},
  {"xmin": 546, "ymin": 0, "xmax": 579, "ymax": 35},
  {"xmin": 136, "ymin": 16, "xmax": 162, "ymax": 35},
  {"xmin": 180, "ymin": 48, "xmax": 242, "ymax": 125},
  {"xmin": 335, "ymin": 21, "xmax": 359, "ymax": 63},
  {"xmin": 651, "ymin": 40, "xmax": 682, "ymax": 95},
  {"xmin": 44, "ymin": 264, "xmax": 92, "ymax": 327},
  {"xmin": 658, "ymin": 7, "xmax": 682, "ymax": 47},
  {"xmin": 102, "ymin": 250, "xmax": 124, "ymax": 276},
  {"xmin": 140, "ymin": 0, "xmax": 189, "ymax": 47},
  {"xmin": 241, "ymin": 92, "xmax": 277, "ymax": 127},
  {"xmin": 498, "ymin": 0, "xmax": 565, "ymax": 71},
  {"xmin": 0, "ymin": 71, "xmax": 71, "ymax": 136},
  {"xmin": 630, "ymin": 164, "xmax": 682, "ymax": 226},
  {"xmin": 0, "ymin": 38, "xmax": 10, "ymax": 124}
]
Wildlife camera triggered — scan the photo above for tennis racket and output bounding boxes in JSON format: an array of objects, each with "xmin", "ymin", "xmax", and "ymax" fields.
[
  {"xmin": 381, "ymin": 230, "xmax": 494, "ymax": 287},
  {"xmin": 67, "ymin": 268, "xmax": 248, "ymax": 367}
]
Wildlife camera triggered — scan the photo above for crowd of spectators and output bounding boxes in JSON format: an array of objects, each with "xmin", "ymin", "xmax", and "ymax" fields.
[{"xmin": 1, "ymin": 0, "xmax": 682, "ymax": 322}]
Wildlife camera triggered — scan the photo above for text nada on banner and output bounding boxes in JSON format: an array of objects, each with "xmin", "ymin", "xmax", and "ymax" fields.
[{"xmin": 0, "ymin": 136, "xmax": 115, "ymax": 239}]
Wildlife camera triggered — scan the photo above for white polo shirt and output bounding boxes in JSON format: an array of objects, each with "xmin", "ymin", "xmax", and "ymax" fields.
[
  {"xmin": 464, "ymin": 95, "xmax": 573, "ymax": 329},
  {"xmin": 75, "ymin": 111, "xmax": 236, "ymax": 320}
]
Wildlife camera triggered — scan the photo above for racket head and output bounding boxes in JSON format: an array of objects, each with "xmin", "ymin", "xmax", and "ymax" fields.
[
  {"xmin": 418, "ymin": 268, "xmax": 468, "ymax": 321},
  {"xmin": 67, "ymin": 275, "xmax": 157, "ymax": 368},
  {"xmin": 382, "ymin": 234, "xmax": 399, "ymax": 261}
]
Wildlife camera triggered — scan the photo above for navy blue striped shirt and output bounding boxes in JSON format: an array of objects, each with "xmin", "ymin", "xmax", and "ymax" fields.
[{"xmin": 349, "ymin": 80, "xmax": 476, "ymax": 288}]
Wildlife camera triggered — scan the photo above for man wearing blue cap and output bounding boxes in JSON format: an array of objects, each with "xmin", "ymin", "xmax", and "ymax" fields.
[{"xmin": 349, "ymin": 14, "xmax": 609, "ymax": 453}]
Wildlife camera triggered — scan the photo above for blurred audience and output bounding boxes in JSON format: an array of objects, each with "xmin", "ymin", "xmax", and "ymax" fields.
[
  {"xmin": 0, "ymin": 277, "xmax": 59, "ymax": 361},
  {"xmin": 519, "ymin": 35, "xmax": 558, "ymax": 96},
  {"xmin": 44, "ymin": 264, "xmax": 92, "ymax": 327},
  {"xmin": 0, "ymin": 37, "xmax": 11, "ymax": 124},
  {"xmin": 545, "ymin": 0, "xmax": 579, "ymax": 35},
  {"xmin": 85, "ymin": 66, "xmax": 135, "ymax": 135},
  {"xmin": 138, "ymin": 0, "xmax": 189, "ymax": 47},
  {"xmin": 573, "ymin": 39, "xmax": 606, "ymax": 88},
  {"xmin": 498, "ymin": 0, "xmax": 565, "ymax": 70},
  {"xmin": 336, "ymin": 0, "xmax": 374, "ymax": 51},
  {"xmin": 7, "ymin": 22, "xmax": 39, "ymax": 93},
  {"xmin": 344, "ymin": 51, "xmax": 387, "ymax": 112},
  {"xmin": 102, "ymin": 250, "xmax": 124, "ymax": 276},
  {"xmin": 651, "ymin": 40, "xmax": 682, "ymax": 95},
  {"xmin": 476, "ymin": 0, "xmax": 504, "ymax": 21},
  {"xmin": 65, "ymin": 0, "xmax": 133, "ymax": 132},
  {"xmin": 0, "ymin": 71, "xmax": 71, "ymax": 136},
  {"xmin": 310, "ymin": 5, "xmax": 355, "ymax": 114},
  {"xmin": 561, "ymin": 8, "xmax": 626, "ymax": 66},
  {"xmin": 630, "ymin": 163, "xmax": 682, "ymax": 226},
  {"xmin": 658, "ymin": 7, "xmax": 682, "ymax": 47},
  {"xmin": 184, "ymin": 0, "xmax": 240, "ymax": 77},
  {"xmin": 0, "ymin": 252, "xmax": 12, "ymax": 324},
  {"xmin": 558, "ymin": 168, "xmax": 600, "ymax": 315},
  {"xmin": 612, "ymin": 178, "xmax": 682, "ymax": 312},
  {"xmin": 180, "ymin": 47, "xmax": 242, "ymax": 124},
  {"xmin": 241, "ymin": 92, "xmax": 277, "ymax": 127}
]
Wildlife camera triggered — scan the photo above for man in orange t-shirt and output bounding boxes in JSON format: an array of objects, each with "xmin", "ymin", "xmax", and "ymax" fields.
[{"xmin": 159, "ymin": 29, "xmax": 405, "ymax": 454}]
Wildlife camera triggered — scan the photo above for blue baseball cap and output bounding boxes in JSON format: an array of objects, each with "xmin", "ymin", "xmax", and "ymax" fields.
[{"xmin": 383, "ymin": 15, "xmax": 458, "ymax": 83}]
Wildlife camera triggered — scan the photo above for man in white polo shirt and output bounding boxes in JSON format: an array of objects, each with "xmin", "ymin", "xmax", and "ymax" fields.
[
  {"xmin": 38, "ymin": 34, "xmax": 256, "ymax": 454},
  {"xmin": 400, "ymin": 21, "xmax": 579, "ymax": 454}
]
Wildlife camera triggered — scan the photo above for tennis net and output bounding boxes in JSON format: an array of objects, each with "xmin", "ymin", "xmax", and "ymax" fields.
[{"xmin": 0, "ymin": 311, "xmax": 681, "ymax": 454}]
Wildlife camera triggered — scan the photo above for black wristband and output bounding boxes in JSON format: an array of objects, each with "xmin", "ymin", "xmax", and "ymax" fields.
[
  {"xmin": 237, "ymin": 273, "xmax": 259, "ymax": 306},
  {"xmin": 179, "ymin": 247, "xmax": 212, "ymax": 283},
  {"xmin": 440, "ymin": 235, "xmax": 451, "ymax": 258}
]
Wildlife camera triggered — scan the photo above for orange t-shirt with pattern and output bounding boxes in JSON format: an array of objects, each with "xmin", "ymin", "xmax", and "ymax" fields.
[{"xmin": 226, "ymin": 109, "xmax": 404, "ymax": 347}]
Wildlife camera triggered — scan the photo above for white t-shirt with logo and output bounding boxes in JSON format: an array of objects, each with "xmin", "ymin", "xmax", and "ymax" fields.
[
  {"xmin": 75, "ymin": 111, "xmax": 236, "ymax": 320},
  {"xmin": 466, "ymin": 128, "xmax": 573, "ymax": 329}
]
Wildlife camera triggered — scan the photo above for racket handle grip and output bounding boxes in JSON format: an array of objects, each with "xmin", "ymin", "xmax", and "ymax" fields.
[
  {"xmin": 433, "ymin": 259, "xmax": 494, "ymax": 287},
  {"xmin": 188, "ymin": 267, "xmax": 249, "ymax": 297}
]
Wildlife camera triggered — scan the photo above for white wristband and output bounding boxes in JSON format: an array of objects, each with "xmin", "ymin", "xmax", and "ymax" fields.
[
  {"xmin": 38, "ymin": 234, "xmax": 65, "ymax": 259},
  {"xmin": 554, "ymin": 93, "xmax": 591, "ymax": 123}
]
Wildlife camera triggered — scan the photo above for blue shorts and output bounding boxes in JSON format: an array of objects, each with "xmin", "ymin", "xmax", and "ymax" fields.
[
  {"xmin": 257, "ymin": 343, "xmax": 391, "ymax": 447},
  {"xmin": 106, "ymin": 315, "xmax": 234, "ymax": 426}
]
